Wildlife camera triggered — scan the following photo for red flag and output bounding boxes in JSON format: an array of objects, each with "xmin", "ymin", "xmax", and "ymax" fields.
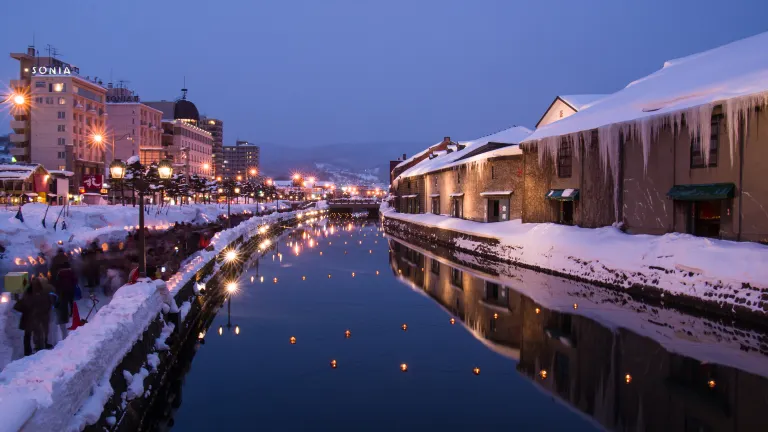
[{"xmin": 69, "ymin": 302, "xmax": 83, "ymax": 330}]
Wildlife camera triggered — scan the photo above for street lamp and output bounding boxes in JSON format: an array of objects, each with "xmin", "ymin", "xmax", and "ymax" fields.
[
  {"xmin": 133, "ymin": 159, "xmax": 173, "ymax": 277},
  {"xmin": 109, "ymin": 159, "xmax": 126, "ymax": 205},
  {"xmin": 11, "ymin": 94, "xmax": 26, "ymax": 106},
  {"xmin": 158, "ymin": 160, "xmax": 173, "ymax": 180}
]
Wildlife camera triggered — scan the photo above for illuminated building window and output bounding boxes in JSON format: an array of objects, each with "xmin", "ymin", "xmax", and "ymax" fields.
[
  {"xmin": 53, "ymin": 83, "xmax": 65, "ymax": 92},
  {"xmin": 58, "ymin": 97, "xmax": 66, "ymax": 105}
]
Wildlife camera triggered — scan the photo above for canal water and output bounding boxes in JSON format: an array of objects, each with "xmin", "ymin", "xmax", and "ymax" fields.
[{"xmin": 164, "ymin": 218, "xmax": 768, "ymax": 432}]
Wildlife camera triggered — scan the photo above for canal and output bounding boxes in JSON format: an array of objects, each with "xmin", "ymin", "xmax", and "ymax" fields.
[{"xmin": 157, "ymin": 218, "xmax": 768, "ymax": 431}]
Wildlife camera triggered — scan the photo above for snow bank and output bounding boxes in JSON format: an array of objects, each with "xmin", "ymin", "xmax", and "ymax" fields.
[
  {"xmin": 0, "ymin": 203, "xmax": 259, "ymax": 281},
  {"xmin": 383, "ymin": 209, "xmax": 768, "ymax": 314},
  {"xmin": 0, "ymin": 280, "xmax": 167, "ymax": 432},
  {"xmin": 0, "ymin": 207, "xmax": 316, "ymax": 431}
]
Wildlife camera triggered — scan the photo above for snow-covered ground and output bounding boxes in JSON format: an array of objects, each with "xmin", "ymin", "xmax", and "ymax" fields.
[
  {"xmin": 382, "ymin": 205, "xmax": 768, "ymax": 315},
  {"xmin": 0, "ymin": 205, "xmax": 321, "ymax": 431},
  {"xmin": 0, "ymin": 202, "xmax": 279, "ymax": 280}
]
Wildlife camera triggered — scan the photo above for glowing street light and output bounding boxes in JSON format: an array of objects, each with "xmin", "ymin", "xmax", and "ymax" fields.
[
  {"xmin": 249, "ymin": 168, "xmax": 257, "ymax": 176},
  {"xmin": 226, "ymin": 281, "xmax": 238, "ymax": 294},
  {"xmin": 203, "ymin": 163, "xmax": 210, "ymax": 170},
  {"xmin": 11, "ymin": 94, "xmax": 26, "ymax": 106},
  {"xmin": 224, "ymin": 249, "xmax": 238, "ymax": 263}
]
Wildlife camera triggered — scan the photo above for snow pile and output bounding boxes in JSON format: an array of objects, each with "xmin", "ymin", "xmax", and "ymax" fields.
[
  {"xmin": 384, "ymin": 210, "xmax": 768, "ymax": 314},
  {"xmin": 395, "ymin": 126, "xmax": 532, "ymax": 180},
  {"xmin": 123, "ymin": 368, "xmax": 149, "ymax": 400},
  {"xmin": 0, "ymin": 207, "xmax": 315, "ymax": 431},
  {"xmin": 0, "ymin": 279, "xmax": 168, "ymax": 432},
  {"xmin": 524, "ymin": 31, "xmax": 768, "ymax": 219},
  {"xmin": 154, "ymin": 322, "xmax": 175, "ymax": 351},
  {"xmin": 0, "ymin": 203, "xmax": 259, "ymax": 281}
]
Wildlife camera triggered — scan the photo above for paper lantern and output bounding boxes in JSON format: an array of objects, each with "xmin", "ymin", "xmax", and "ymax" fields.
[
  {"xmin": 401, "ymin": 324, "xmax": 407, "ymax": 331},
  {"xmin": 290, "ymin": 336, "xmax": 297, "ymax": 344},
  {"xmin": 473, "ymin": 367, "xmax": 480, "ymax": 375},
  {"xmin": 400, "ymin": 363, "xmax": 408, "ymax": 372}
]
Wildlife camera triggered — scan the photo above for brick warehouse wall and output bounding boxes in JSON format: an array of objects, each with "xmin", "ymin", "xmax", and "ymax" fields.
[
  {"xmin": 580, "ymin": 138, "xmax": 616, "ymax": 228},
  {"xmin": 522, "ymin": 148, "xmax": 554, "ymax": 223},
  {"xmin": 422, "ymin": 155, "xmax": 525, "ymax": 222}
]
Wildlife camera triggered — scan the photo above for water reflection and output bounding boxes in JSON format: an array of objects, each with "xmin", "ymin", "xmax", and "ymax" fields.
[{"xmin": 388, "ymin": 236, "xmax": 768, "ymax": 432}]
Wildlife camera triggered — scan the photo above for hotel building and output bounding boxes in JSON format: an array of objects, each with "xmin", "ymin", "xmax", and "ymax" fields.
[
  {"xmin": 145, "ymin": 94, "xmax": 214, "ymax": 178},
  {"xmin": 105, "ymin": 84, "xmax": 163, "ymax": 165},
  {"xmin": 221, "ymin": 140, "xmax": 260, "ymax": 179},
  {"xmin": 9, "ymin": 47, "xmax": 108, "ymax": 192},
  {"xmin": 198, "ymin": 116, "xmax": 223, "ymax": 177}
]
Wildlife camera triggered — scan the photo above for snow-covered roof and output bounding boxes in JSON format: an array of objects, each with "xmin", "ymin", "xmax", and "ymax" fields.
[
  {"xmin": 524, "ymin": 31, "xmax": 768, "ymax": 146},
  {"xmin": 0, "ymin": 164, "xmax": 45, "ymax": 181},
  {"xmin": 558, "ymin": 94, "xmax": 606, "ymax": 111},
  {"xmin": 397, "ymin": 126, "xmax": 531, "ymax": 179},
  {"xmin": 48, "ymin": 170, "xmax": 74, "ymax": 177}
]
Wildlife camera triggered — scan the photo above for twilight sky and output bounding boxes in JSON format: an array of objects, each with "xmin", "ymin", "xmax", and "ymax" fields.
[{"xmin": 2, "ymin": 0, "xmax": 768, "ymax": 151}]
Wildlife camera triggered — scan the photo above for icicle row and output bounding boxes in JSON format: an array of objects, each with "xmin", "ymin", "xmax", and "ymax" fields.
[{"xmin": 532, "ymin": 91, "xmax": 768, "ymax": 224}]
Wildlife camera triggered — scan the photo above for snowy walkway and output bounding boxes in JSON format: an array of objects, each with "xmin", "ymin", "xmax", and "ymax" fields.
[
  {"xmin": 0, "ymin": 206, "xmax": 319, "ymax": 431},
  {"xmin": 382, "ymin": 206, "xmax": 768, "ymax": 316}
]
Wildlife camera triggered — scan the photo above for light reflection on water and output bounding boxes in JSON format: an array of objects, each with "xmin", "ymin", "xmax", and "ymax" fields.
[{"xmin": 161, "ymin": 219, "xmax": 767, "ymax": 432}]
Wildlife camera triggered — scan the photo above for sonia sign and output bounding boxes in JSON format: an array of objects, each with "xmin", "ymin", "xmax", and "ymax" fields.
[
  {"xmin": 106, "ymin": 95, "xmax": 140, "ymax": 103},
  {"xmin": 32, "ymin": 66, "xmax": 72, "ymax": 75}
]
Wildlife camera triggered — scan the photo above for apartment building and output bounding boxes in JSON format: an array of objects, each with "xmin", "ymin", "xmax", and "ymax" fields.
[{"xmin": 9, "ymin": 47, "xmax": 108, "ymax": 192}]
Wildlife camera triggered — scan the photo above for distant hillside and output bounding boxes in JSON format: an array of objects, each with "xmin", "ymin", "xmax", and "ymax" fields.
[{"xmin": 258, "ymin": 141, "xmax": 427, "ymax": 183}]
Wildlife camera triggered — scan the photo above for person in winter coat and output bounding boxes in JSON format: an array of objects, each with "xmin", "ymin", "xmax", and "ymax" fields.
[
  {"xmin": 54, "ymin": 263, "xmax": 78, "ymax": 337},
  {"xmin": 49, "ymin": 248, "xmax": 69, "ymax": 283},
  {"xmin": 14, "ymin": 278, "xmax": 53, "ymax": 356},
  {"xmin": 82, "ymin": 241, "xmax": 102, "ymax": 288}
]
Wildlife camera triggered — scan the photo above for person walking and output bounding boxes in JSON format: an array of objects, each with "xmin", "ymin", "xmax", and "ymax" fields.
[
  {"xmin": 14, "ymin": 279, "xmax": 53, "ymax": 356},
  {"xmin": 82, "ymin": 241, "xmax": 103, "ymax": 289},
  {"xmin": 49, "ymin": 248, "xmax": 69, "ymax": 283},
  {"xmin": 54, "ymin": 263, "xmax": 78, "ymax": 338}
]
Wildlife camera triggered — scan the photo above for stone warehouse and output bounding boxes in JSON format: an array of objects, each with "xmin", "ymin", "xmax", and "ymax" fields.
[{"xmin": 390, "ymin": 32, "xmax": 768, "ymax": 243}]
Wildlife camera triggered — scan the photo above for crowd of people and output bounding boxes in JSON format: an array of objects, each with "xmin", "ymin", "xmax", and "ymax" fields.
[{"xmin": 12, "ymin": 219, "xmax": 224, "ymax": 357}]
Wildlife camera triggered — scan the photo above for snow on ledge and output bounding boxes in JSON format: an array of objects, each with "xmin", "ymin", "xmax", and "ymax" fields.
[
  {"xmin": 449, "ymin": 192, "xmax": 464, "ymax": 197},
  {"xmin": 479, "ymin": 191, "xmax": 513, "ymax": 196},
  {"xmin": 383, "ymin": 211, "xmax": 768, "ymax": 314}
]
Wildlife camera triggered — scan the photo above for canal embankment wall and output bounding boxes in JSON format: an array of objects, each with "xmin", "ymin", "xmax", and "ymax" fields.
[
  {"xmin": 381, "ymin": 205, "xmax": 768, "ymax": 327},
  {"xmin": 0, "ymin": 208, "xmax": 325, "ymax": 432}
]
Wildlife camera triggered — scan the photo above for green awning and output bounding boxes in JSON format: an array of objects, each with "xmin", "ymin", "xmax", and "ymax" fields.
[
  {"xmin": 667, "ymin": 183, "xmax": 735, "ymax": 201},
  {"xmin": 545, "ymin": 189, "xmax": 579, "ymax": 201}
]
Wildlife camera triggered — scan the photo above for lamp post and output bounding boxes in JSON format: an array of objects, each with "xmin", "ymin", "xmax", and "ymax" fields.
[
  {"xmin": 109, "ymin": 159, "xmax": 127, "ymax": 206},
  {"xmin": 132, "ymin": 159, "xmax": 173, "ymax": 277}
]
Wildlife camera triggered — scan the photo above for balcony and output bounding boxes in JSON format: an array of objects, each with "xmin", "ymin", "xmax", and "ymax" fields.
[
  {"xmin": 10, "ymin": 147, "xmax": 28, "ymax": 156},
  {"xmin": 10, "ymin": 120, "xmax": 27, "ymax": 131},
  {"xmin": 10, "ymin": 132, "xmax": 28, "ymax": 143}
]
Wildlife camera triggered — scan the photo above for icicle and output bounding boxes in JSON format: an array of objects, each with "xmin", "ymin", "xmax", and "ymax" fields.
[
  {"xmin": 683, "ymin": 104, "xmax": 714, "ymax": 165},
  {"xmin": 725, "ymin": 93, "xmax": 768, "ymax": 166}
]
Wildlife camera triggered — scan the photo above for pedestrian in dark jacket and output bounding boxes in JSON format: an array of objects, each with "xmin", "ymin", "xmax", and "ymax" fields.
[
  {"xmin": 49, "ymin": 248, "xmax": 69, "ymax": 283},
  {"xmin": 54, "ymin": 263, "xmax": 78, "ymax": 337},
  {"xmin": 82, "ymin": 241, "xmax": 102, "ymax": 288},
  {"xmin": 14, "ymin": 278, "xmax": 53, "ymax": 356}
]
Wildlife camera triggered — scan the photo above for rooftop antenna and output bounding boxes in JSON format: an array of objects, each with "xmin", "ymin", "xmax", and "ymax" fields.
[{"xmin": 181, "ymin": 76, "xmax": 188, "ymax": 100}]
